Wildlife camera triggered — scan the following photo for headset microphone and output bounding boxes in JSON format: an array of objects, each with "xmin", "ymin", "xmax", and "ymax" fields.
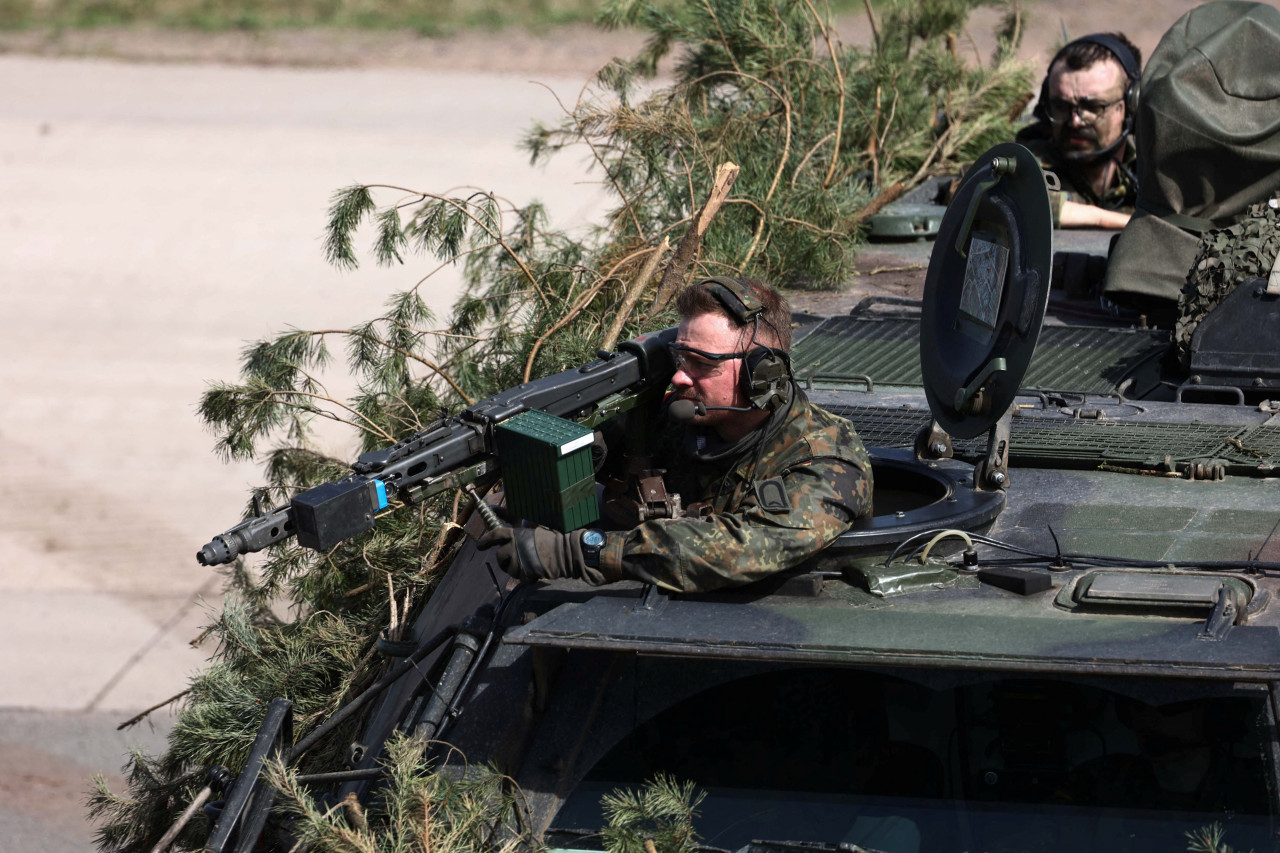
[
  {"xmin": 667, "ymin": 399, "xmax": 755, "ymax": 422},
  {"xmin": 1059, "ymin": 127, "xmax": 1129, "ymax": 164}
]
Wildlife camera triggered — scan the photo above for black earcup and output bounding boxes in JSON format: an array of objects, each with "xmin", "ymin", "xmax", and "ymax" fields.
[
  {"xmin": 1124, "ymin": 77, "xmax": 1140, "ymax": 134},
  {"xmin": 741, "ymin": 347, "xmax": 792, "ymax": 411}
]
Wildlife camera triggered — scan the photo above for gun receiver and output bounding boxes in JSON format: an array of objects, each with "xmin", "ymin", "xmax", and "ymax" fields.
[{"xmin": 197, "ymin": 328, "xmax": 675, "ymax": 566}]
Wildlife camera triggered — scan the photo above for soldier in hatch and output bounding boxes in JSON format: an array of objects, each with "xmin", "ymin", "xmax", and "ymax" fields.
[
  {"xmin": 1016, "ymin": 33, "xmax": 1142, "ymax": 230},
  {"xmin": 479, "ymin": 277, "xmax": 873, "ymax": 593}
]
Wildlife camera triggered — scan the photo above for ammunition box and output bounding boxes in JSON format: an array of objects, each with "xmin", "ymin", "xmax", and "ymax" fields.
[{"xmin": 495, "ymin": 410, "xmax": 599, "ymax": 532}]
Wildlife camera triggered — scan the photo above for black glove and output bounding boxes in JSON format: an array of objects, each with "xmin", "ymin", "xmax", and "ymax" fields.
[{"xmin": 477, "ymin": 526, "xmax": 593, "ymax": 583}]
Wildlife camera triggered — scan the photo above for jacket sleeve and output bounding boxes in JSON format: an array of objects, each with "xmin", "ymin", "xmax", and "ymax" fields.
[{"xmin": 595, "ymin": 455, "xmax": 870, "ymax": 593}]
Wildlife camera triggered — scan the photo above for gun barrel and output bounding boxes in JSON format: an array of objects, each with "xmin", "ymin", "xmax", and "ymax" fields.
[
  {"xmin": 194, "ymin": 328, "xmax": 677, "ymax": 566},
  {"xmin": 196, "ymin": 536, "xmax": 235, "ymax": 566},
  {"xmin": 196, "ymin": 507, "xmax": 295, "ymax": 566}
]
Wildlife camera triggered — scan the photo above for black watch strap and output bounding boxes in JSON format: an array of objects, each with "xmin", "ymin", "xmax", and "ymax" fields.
[{"xmin": 580, "ymin": 529, "xmax": 605, "ymax": 568}]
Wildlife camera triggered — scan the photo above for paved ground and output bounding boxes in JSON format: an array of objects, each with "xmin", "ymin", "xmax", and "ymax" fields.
[{"xmin": 0, "ymin": 55, "xmax": 610, "ymax": 851}]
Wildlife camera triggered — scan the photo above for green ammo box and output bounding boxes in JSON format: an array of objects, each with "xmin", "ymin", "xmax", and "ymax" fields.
[{"xmin": 495, "ymin": 410, "xmax": 599, "ymax": 532}]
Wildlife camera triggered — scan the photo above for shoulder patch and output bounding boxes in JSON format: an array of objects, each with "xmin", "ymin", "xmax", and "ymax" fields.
[{"xmin": 754, "ymin": 477, "xmax": 790, "ymax": 513}]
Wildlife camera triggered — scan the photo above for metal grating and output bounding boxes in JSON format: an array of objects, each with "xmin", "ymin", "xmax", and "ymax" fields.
[
  {"xmin": 793, "ymin": 316, "xmax": 1169, "ymax": 394},
  {"xmin": 1222, "ymin": 425, "xmax": 1280, "ymax": 467},
  {"xmin": 836, "ymin": 406, "xmax": 932, "ymax": 448},
  {"xmin": 1022, "ymin": 326, "xmax": 1168, "ymax": 394},
  {"xmin": 1005, "ymin": 420, "xmax": 1247, "ymax": 465},
  {"xmin": 792, "ymin": 317, "xmax": 922, "ymax": 386},
  {"xmin": 830, "ymin": 404, "xmax": 1267, "ymax": 472}
]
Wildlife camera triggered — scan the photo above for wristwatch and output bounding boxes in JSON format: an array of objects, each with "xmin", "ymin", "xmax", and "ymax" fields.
[{"xmin": 580, "ymin": 529, "xmax": 606, "ymax": 568}]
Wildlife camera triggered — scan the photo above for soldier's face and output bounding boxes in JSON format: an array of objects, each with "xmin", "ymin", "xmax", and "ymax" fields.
[
  {"xmin": 671, "ymin": 310, "xmax": 754, "ymax": 429},
  {"xmin": 1047, "ymin": 57, "xmax": 1128, "ymax": 160}
]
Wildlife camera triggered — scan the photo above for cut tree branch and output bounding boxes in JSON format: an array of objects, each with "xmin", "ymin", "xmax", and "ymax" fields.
[
  {"xmin": 601, "ymin": 237, "xmax": 672, "ymax": 352},
  {"xmin": 848, "ymin": 181, "xmax": 906, "ymax": 227},
  {"xmin": 649, "ymin": 161, "xmax": 741, "ymax": 316}
]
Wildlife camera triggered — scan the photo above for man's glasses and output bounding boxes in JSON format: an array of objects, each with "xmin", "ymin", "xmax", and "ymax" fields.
[
  {"xmin": 1047, "ymin": 96, "xmax": 1123, "ymax": 126},
  {"xmin": 668, "ymin": 343, "xmax": 748, "ymax": 377}
]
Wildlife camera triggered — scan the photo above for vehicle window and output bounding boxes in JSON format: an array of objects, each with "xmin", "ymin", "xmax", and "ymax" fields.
[{"xmin": 552, "ymin": 669, "xmax": 1276, "ymax": 853}]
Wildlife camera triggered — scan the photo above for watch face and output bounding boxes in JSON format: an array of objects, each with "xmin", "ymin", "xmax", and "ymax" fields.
[{"xmin": 582, "ymin": 529, "xmax": 605, "ymax": 547}]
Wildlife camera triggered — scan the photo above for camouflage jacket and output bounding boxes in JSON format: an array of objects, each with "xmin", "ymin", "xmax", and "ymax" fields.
[
  {"xmin": 595, "ymin": 390, "xmax": 873, "ymax": 593},
  {"xmin": 1014, "ymin": 123, "xmax": 1138, "ymax": 227}
]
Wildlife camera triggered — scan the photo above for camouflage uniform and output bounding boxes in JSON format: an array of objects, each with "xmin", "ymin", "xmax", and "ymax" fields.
[
  {"xmin": 1014, "ymin": 123, "xmax": 1138, "ymax": 228},
  {"xmin": 595, "ymin": 390, "xmax": 872, "ymax": 593}
]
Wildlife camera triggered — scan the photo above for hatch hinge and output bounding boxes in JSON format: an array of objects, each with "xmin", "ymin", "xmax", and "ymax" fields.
[
  {"xmin": 1198, "ymin": 586, "xmax": 1238, "ymax": 642},
  {"xmin": 915, "ymin": 420, "xmax": 954, "ymax": 461},
  {"xmin": 973, "ymin": 405, "xmax": 1013, "ymax": 491}
]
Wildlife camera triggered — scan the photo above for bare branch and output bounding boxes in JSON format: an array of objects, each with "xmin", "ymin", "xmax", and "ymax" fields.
[
  {"xmin": 729, "ymin": 197, "xmax": 768, "ymax": 269},
  {"xmin": 791, "ymin": 132, "xmax": 836, "ymax": 189},
  {"xmin": 601, "ymin": 237, "xmax": 672, "ymax": 352},
  {"xmin": 523, "ymin": 274, "xmax": 613, "ymax": 382},
  {"xmin": 649, "ymin": 161, "xmax": 741, "ymax": 315},
  {"xmin": 862, "ymin": 0, "xmax": 880, "ymax": 48},
  {"xmin": 798, "ymin": 0, "xmax": 848, "ymax": 189},
  {"xmin": 264, "ymin": 388, "xmax": 397, "ymax": 444},
  {"xmin": 118, "ymin": 690, "xmax": 189, "ymax": 730},
  {"xmin": 534, "ymin": 80, "xmax": 648, "ymax": 242}
]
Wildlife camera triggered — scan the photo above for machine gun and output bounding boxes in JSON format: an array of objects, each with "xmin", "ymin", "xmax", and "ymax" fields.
[{"xmin": 197, "ymin": 328, "xmax": 676, "ymax": 566}]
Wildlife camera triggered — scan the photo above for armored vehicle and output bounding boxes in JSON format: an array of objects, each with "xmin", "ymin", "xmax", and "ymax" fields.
[{"xmin": 201, "ymin": 142, "xmax": 1280, "ymax": 853}]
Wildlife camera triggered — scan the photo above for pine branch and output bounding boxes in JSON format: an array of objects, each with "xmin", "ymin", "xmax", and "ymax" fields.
[
  {"xmin": 104, "ymin": 7, "xmax": 1040, "ymax": 850},
  {"xmin": 326, "ymin": 185, "xmax": 377, "ymax": 270}
]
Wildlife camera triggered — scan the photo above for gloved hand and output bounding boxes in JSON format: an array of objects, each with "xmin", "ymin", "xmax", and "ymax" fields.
[{"xmin": 477, "ymin": 526, "xmax": 593, "ymax": 583}]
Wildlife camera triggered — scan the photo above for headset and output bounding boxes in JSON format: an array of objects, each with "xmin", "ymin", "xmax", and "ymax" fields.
[
  {"xmin": 1032, "ymin": 33, "xmax": 1141, "ymax": 140},
  {"xmin": 696, "ymin": 276, "xmax": 793, "ymax": 412}
]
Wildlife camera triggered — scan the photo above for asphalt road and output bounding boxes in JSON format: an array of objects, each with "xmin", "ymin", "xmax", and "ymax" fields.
[{"xmin": 0, "ymin": 54, "xmax": 610, "ymax": 851}]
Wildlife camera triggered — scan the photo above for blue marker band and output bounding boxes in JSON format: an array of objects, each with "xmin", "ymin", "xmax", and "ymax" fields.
[{"xmin": 374, "ymin": 479, "xmax": 388, "ymax": 510}]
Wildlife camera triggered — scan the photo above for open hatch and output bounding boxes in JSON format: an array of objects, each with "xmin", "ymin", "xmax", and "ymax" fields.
[{"xmin": 825, "ymin": 141, "xmax": 1055, "ymax": 555}]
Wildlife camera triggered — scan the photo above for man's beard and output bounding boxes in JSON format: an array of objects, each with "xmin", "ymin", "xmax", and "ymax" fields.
[
  {"xmin": 1057, "ymin": 126, "xmax": 1102, "ymax": 161},
  {"xmin": 1056, "ymin": 126, "xmax": 1124, "ymax": 163}
]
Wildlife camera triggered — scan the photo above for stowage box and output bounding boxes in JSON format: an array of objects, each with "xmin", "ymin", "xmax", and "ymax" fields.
[{"xmin": 495, "ymin": 410, "xmax": 599, "ymax": 532}]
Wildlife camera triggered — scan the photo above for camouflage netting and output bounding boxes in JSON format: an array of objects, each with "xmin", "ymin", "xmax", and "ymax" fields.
[{"xmin": 1175, "ymin": 198, "xmax": 1280, "ymax": 370}]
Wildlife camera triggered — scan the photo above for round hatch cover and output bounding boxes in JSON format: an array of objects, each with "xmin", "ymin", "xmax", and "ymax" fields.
[{"xmin": 920, "ymin": 142, "xmax": 1053, "ymax": 439}]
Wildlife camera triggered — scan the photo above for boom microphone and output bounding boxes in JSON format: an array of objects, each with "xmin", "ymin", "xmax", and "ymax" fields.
[
  {"xmin": 668, "ymin": 399, "xmax": 701, "ymax": 421},
  {"xmin": 667, "ymin": 399, "xmax": 754, "ymax": 422}
]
